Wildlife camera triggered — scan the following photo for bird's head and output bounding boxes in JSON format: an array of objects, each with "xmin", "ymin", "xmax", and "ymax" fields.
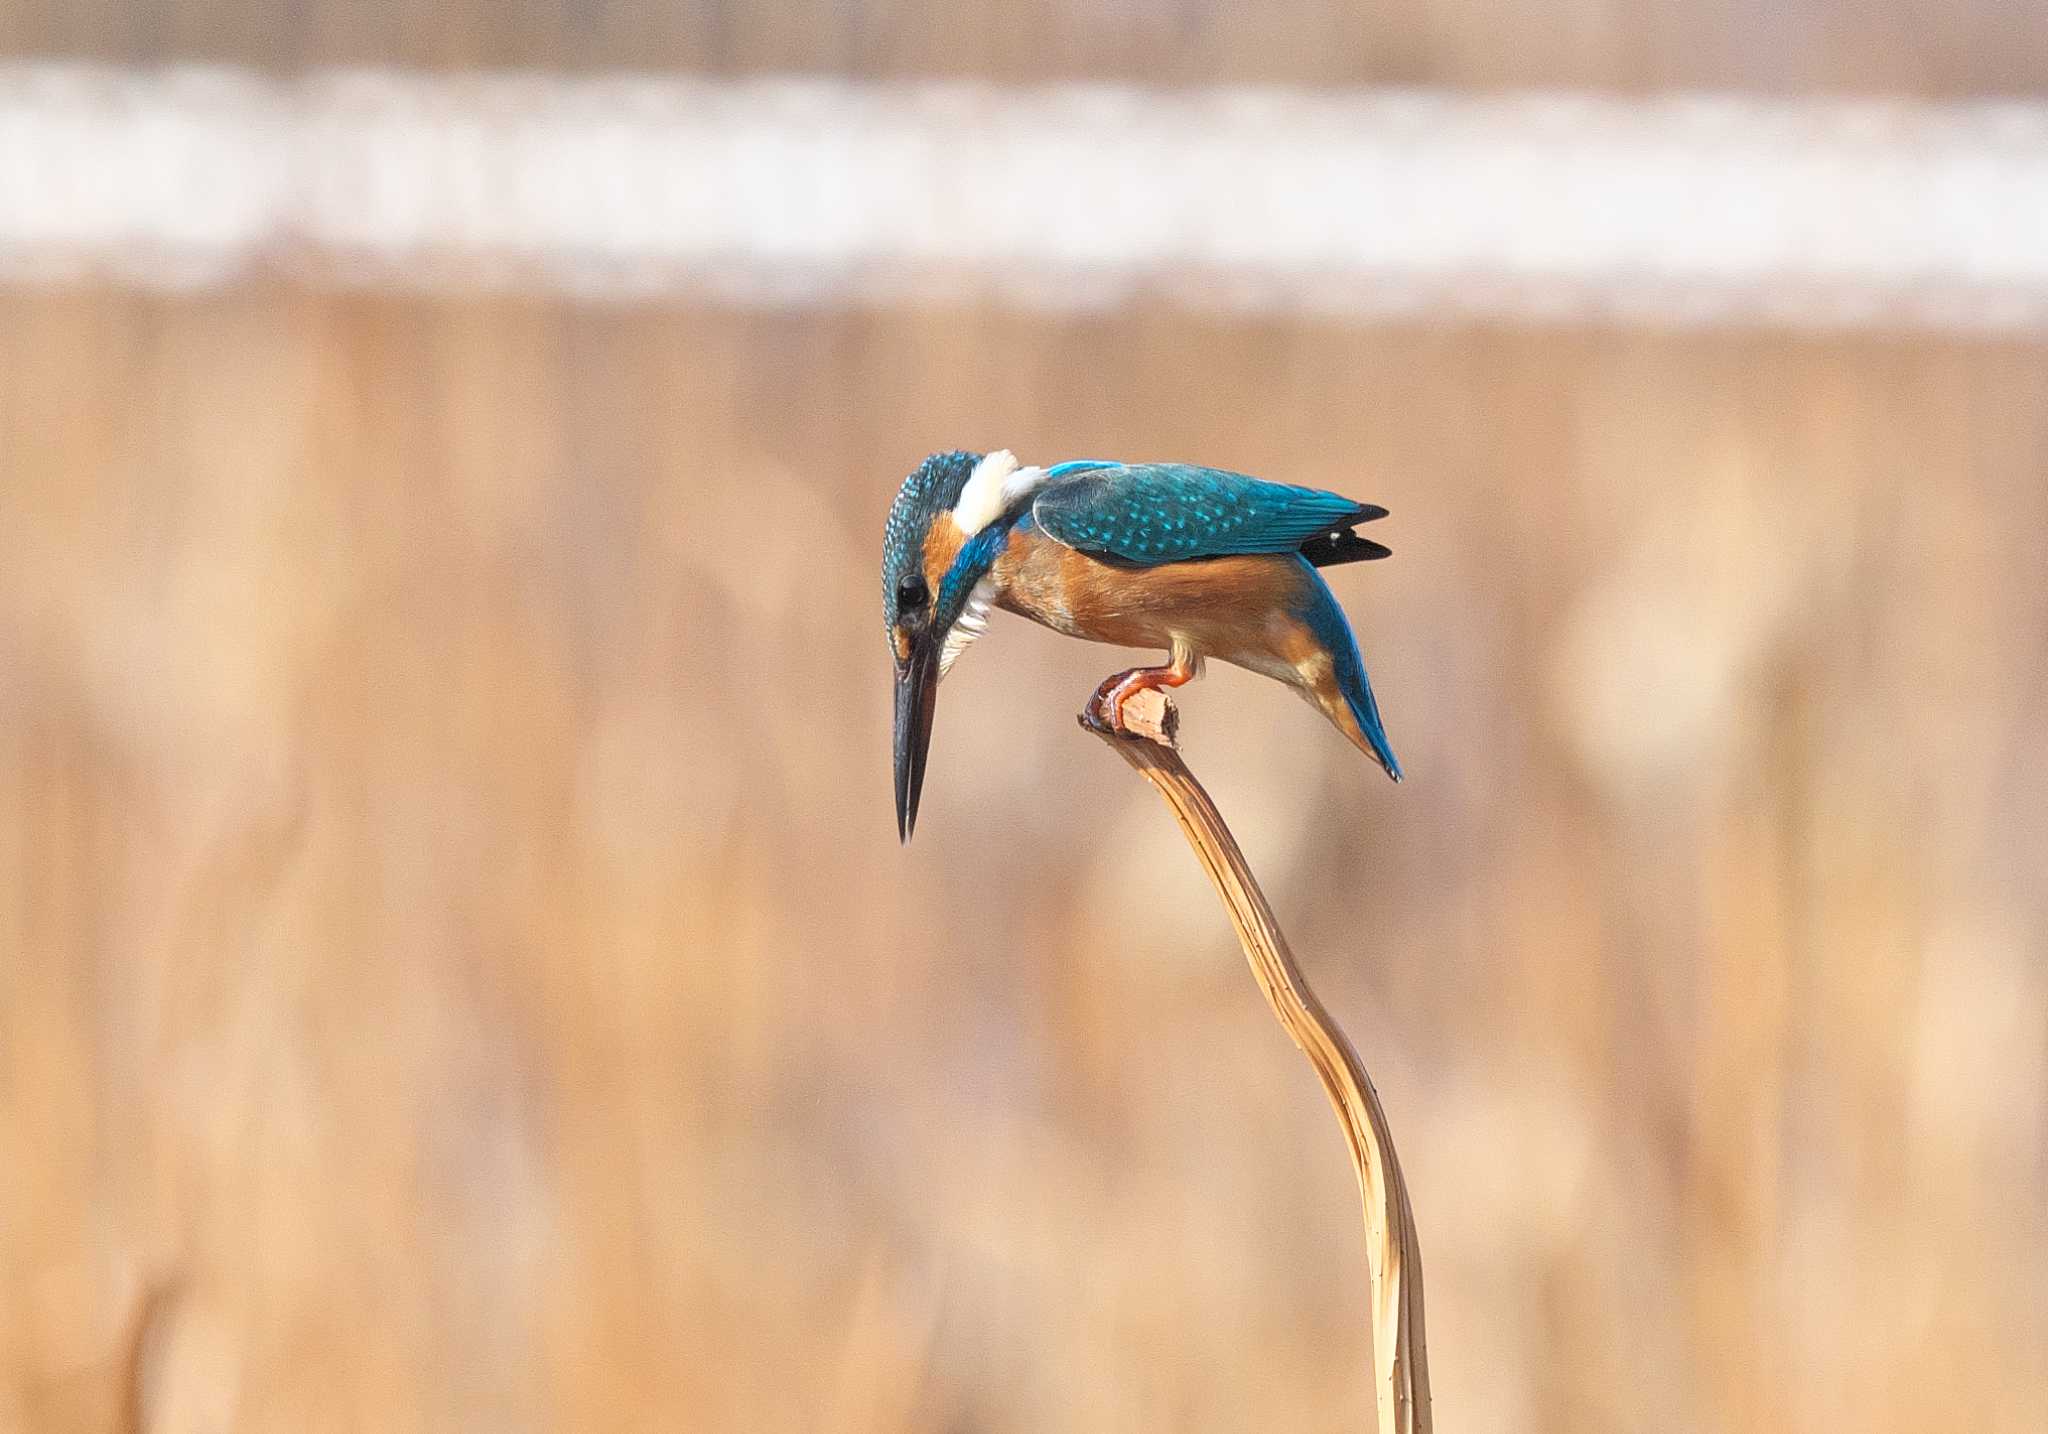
[{"xmin": 883, "ymin": 448, "xmax": 1042, "ymax": 842}]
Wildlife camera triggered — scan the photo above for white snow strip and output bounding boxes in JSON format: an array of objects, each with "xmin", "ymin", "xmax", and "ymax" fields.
[{"xmin": 3, "ymin": 64, "xmax": 2048, "ymax": 329}]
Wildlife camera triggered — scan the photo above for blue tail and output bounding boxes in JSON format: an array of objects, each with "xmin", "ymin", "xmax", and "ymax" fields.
[{"xmin": 1295, "ymin": 558, "xmax": 1403, "ymax": 781}]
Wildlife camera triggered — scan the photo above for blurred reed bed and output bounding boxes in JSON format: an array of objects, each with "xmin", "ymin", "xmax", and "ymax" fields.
[
  {"xmin": 1, "ymin": 289, "xmax": 2045, "ymax": 1432},
  {"xmin": 9, "ymin": 0, "xmax": 2048, "ymax": 89}
]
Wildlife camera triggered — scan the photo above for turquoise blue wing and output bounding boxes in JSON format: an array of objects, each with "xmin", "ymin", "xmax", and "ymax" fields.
[{"xmin": 1031, "ymin": 463, "xmax": 1381, "ymax": 566}]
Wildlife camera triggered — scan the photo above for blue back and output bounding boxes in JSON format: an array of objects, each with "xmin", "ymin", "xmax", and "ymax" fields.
[{"xmin": 1032, "ymin": 463, "xmax": 1371, "ymax": 566}]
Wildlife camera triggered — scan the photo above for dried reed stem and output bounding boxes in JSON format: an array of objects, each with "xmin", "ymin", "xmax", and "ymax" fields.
[{"xmin": 1085, "ymin": 688, "xmax": 1432, "ymax": 1434}]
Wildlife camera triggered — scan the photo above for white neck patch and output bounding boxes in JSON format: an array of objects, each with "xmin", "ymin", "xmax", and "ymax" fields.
[
  {"xmin": 939, "ymin": 575, "xmax": 997, "ymax": 678},
  {"xmin": 951, "ymin": 449, "xmax": 1049, "ymax": 536}
]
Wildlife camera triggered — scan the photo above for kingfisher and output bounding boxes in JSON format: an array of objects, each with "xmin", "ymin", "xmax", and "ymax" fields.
[{"xmin": 884, "ymin": 450, "xmax": 1402, "ymax": 840}]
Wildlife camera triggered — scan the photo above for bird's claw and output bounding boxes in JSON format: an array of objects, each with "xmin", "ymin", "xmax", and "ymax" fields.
[
  {"xmin": 1079, "ymin": 683, "xmax": 1128, "ymax": 737},
  {"xmin": 1081, "ymin": 675, "xmax": 1139, "ymax": 738},
  {"xmin": 1081, "ymin": 670, "xmax": 1178, "ymax": 745}
]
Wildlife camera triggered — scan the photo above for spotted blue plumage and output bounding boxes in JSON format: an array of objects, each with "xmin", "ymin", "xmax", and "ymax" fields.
[
  {"xmin": 1031, "ymin": 463, "xmax": 1375, "ymax": 565},
  {"xmin": 883, "ymin": 450, "xmax": 980, "ymax": 628}
]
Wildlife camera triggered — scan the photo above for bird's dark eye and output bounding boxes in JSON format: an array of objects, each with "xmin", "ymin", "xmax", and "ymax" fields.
[{"xmin": 896, "ymin": 573, "xmax": 930, "ymax": 613}]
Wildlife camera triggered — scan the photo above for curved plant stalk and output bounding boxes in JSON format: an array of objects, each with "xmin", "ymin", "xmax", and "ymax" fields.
[{"xmin": 1085, "ymin": 689, "xmax": 1432, "ymax": 1434}]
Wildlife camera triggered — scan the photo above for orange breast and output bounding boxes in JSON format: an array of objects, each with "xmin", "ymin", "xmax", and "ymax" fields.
[{"xmin": 995, "ymin": 525, "xmax": 1315, "ymax": 664}]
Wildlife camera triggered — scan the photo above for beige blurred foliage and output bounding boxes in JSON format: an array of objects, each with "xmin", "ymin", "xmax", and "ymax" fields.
[
  {"xmin": 10, "ymin": 0, "xmax": 2048, "ymax": 89},
  {"xmin": 3, "ymin": 287, "xmax": 2044, "ymax": 1433},
  {"xmin": 4, "ymin": 14, "xmax": 2048, "ymax": 1428}
]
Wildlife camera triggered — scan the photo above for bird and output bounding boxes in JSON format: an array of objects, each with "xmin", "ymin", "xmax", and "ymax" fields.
[{"xmin": 884, "ymin": 449, "xmax": 1401, "ymax": 840}]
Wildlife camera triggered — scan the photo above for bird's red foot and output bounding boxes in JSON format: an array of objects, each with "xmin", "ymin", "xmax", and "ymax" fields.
[{"xmin": 1081, "ymin": 666, "xmax": 1189, "ymax": 739}]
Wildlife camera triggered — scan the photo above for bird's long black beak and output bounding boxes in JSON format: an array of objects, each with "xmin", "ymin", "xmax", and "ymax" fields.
[{"xmin": 893, "ymin": 635, "xmax": 940, "ymax": 843}]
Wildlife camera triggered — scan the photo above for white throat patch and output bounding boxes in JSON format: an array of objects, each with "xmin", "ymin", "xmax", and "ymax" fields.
[
  {"xmin": 940, "ymin": 575, "xmax": 997, "ymax": 677},
  {"xmin": 951, "ymin": 449, "xmax": 1050, "ymax": 536}
]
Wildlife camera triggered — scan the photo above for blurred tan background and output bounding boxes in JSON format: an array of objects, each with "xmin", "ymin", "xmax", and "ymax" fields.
[{"xmin": 4, "ymin": 6, "xmax": 2048, "ymax": 1434}]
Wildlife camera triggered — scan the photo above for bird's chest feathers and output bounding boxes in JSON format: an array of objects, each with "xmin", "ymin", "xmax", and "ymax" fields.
[
  {"xmin": 991, "ymin": 531, "xmax": 1091, "ymax": 637},
  {"xmin": 994, "ymin": 534, "xmax": 1183, "ymax": 646},
  {"xmin": 996, "ymin": 535, "xmax": 1312, "ymax": 657}
]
